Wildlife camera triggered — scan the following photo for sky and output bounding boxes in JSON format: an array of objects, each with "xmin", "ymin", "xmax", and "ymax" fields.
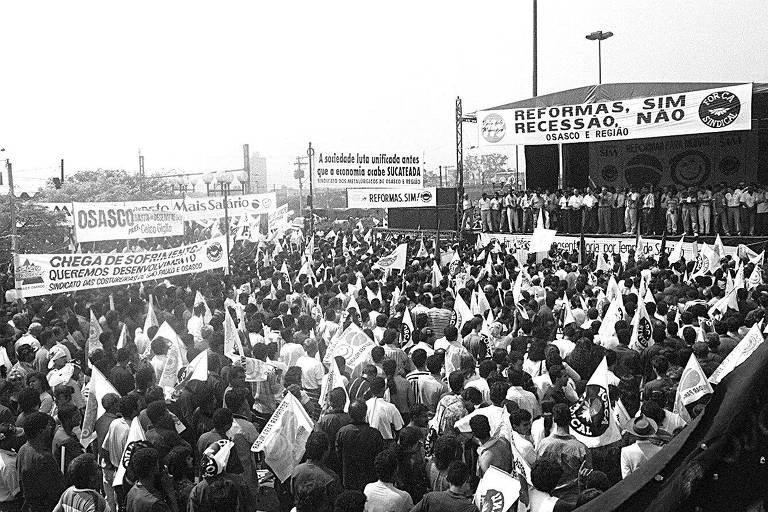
[{"xmin": 1, "ymin": 0, "xmax": 766, "ymax": 194}]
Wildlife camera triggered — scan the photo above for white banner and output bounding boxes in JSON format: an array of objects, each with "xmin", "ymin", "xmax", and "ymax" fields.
[
  {"xmin": 315, "ymin": 152, "xmax": 423, "ymax": 188},
  {"xmin": 347, "ymin": 188, "xmax": 436, "ymax": 208},
  {"xmin": 478, "ymin": 84, "xmax": 752, "ymax": 146},
  {"xmin": 182, "ymin": 192, "xmax": 277, "ymax": 221},
  {"xmin": 477, "ymin": 232, "xmax": 738, "ymax": 261},
  {"xmin": 14, "ymin": 236, "xmax": 228, "ymax": 298},
  {"xmin": 268, "ymin": 204, "xmax": 290, "ymax": 231},
  {"xmin": 72, "ymin": 201, "xmax": 185, "ymax": 243}
]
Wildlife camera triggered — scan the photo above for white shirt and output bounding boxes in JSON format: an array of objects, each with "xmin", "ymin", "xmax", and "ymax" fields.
[
  {"xmin": 551, "ymin": 338, "xmax": 575, "ymax": 359},
  {"xmin": 0, "ymin": 448, "xmax": 19, "ymax": 502},
  {"xmin": 296, "ymin": 355, "xmax": 325, "ymax": 390},
  {"xmin": 454, "ymin": 405, "xmax": 513, "ymax": 444},
  {"xmin": 102, "ymin": 417, "xmax": 131, "ymax": 468},
  {"xmin": 363, "ymin": 480, "xmax": 413, "ymax": 512},
  {"xmin": 279, "ymin": 343, "xmax": 306, "ymax": 368},
  {"xmin": 365, "ymin": 397, "xmax": 404, "ymax": 440},
  {"xmin": 568, "ymin": 195, "xmax": 583, "ymax": 209},
  {"xmin": 621, "ymin": 441, "xmax": 663, "ymax": 478},
  {"xmin": 187, "ymin": 315, "xmax": 204, "ymax": 345}
]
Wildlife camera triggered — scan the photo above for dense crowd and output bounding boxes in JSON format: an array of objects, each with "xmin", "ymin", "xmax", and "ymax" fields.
[
  {"xmin": 0, "ymin": 219, "xmax": 764, "ymax": 512},
  {"xmin": 464, "ymin": 182, "xmax": 768, "ymax": 236}
]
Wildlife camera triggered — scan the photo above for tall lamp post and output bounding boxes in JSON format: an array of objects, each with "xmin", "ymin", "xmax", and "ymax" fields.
[
  {"xmin": 585, "ymin": 30, "xmax": 613, "ymax": 84},
  {"xmin": 215, "ymin": 171, "xmax": 233, "ymax": 274}
]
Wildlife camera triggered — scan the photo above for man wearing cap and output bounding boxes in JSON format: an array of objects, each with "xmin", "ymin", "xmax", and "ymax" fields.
[
  {"xmin": 620, "ymin": 416, "xmax": 666, "ymax": 478},
  {"xmin": 14, "ymin": 323, "xmax": 42, "ymax": 356}
]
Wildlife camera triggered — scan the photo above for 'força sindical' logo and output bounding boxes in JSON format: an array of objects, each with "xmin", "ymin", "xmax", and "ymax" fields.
[
  {"xmin": 481, "ymin": 113, "xmax": 506, "ymax": 143},
  {"xmin": 699, "ymin": 90, "xmax": 741, "ymax": 129},
  {"xmin": 570, "ymin": 384, "xmax": 611, "ymax": 438}
]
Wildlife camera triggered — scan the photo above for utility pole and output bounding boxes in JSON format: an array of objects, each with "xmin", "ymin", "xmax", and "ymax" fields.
[
  {"xmin": 438, "ymin": 165, "xmax": 443, "ymax": 188},
  {"xmin": 138, "ymin": 150, "xmax": 145, "ymax": 193},
  {"xmin": 294, "ymin": 156, "xmax": 306, "ymax": 214},
  {"xmin": 7, "ymin": 161, "xmax": 17, "ymax": 256},
  {"xmin": 307, "ymin": 143, "xmax": 315, "ymax": 236},
  {"xmin": 533, "ymin": 0, "xmax": 538, "ymax": 96},
  {"xmin": 243, "ymin": 144, "xmax": 251, "ymax": 193},
  {"xmin": 60, "ymin": 159, "xmax": 64, "ymax": 182}
]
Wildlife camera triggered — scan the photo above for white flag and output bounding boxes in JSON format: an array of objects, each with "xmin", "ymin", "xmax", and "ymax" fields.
[
  {"xmin": 116, "ymin": 325, "xmax": 127, "ymax": 350},
  {"xmin": 629, "ymin": 299, "xmax": 654, "ymax": 352},
  {"xmin": 224, "ymin": 308, "xmax": 245, "ymax": 362},
  {"xmin": 673, "ymin": 353, "xmax": 713, "ymax": 422},
  {"xmin": 401, "ymin": 307, "xmax": 415, "ymax": 347},
  {"xmin": 80, "ymin": 366, "xmax": 120, "ymax": 449},
  {"xmin": 143, "ymin": 294, "xmax": 158, "ymax": 334},
  {"xmin": 474, "ymin": 466, "xmax": 521, "ymax": 512},
  {"xmin": 709, "ymin": 323, "xmax": 764, "ymax": 385},
  {"xmin": 251, "ymin": 392, "xmax": 314, "ymax": 482},
  {"xmin": 451, "ymin": 293, "xmax": 473, "ymax": 333},
  {"xmin": 113, "ymin": 417, "xmax": 146, "ymax": 487},
  {"xmin": 668, "ymin": 235, "xmax": 685, "ymax": 264},
  {"xmin": 569, "ymin": 358, "xmax": 622, "ymax": 448},
  {"xmin": 431, "ymin": 261, "xmax": 444, "ymax": 289},
  {"xmin": 87, "ymin": 310, "xmax": 103, "ymax": 357},
  {"xmin": 194, "ymin": 290, "xmax": 213, "ymax": 324},
  {"xmin": 318, "ymin": 357, "xmax": 349, "ymax": 412},
  {"xmin": 373, "ymin": 243, "xmax": 408, "ymax": 271},
  {"xmin": 323, "ymin": 323, "xmax": 375, "ymax": 373}
]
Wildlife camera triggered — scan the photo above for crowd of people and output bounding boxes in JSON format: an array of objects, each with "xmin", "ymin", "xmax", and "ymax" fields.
[
  {"xmin": 0, "ymin": 215, "xmax": 763, "ymax": 512},
  {"xmin": 464, "ymin": 182, "xmax": 768, "ymax": 236}
]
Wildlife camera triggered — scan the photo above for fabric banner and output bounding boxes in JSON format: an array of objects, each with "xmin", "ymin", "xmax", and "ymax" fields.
[
  {"xmin": 14, "ymin": 236, "xmax": 228, "ymax": 298},
  {"xmin": 569, "ymin": 358, "xmax": 622, "ymax": 448},
  {"xmin": 315, "ymin": 152, "xmax": 423, "ymax": 188},
  {"xmin": 347, "ymin": 188, "xmax": 437, "ymax": 208},
  {"xmin": 181, "ymin": 192, "xmax": 277, "ymax": 220},
  {"xmin": 477, "ymin": 233, "xmax": 737, "ymax": 262},
  {"xmin": 474, "ymin": 466, "xmax": 521, "ymax": 512},
  {"xmin": 372, "ymin": 243, "xmax": 408, "ymax": 271},
  {"xmin": 478, "ymin": 83, "xmax": 752, "ymax": 146},
  {"xmin": 251, "ymin": 392, "xmax": 314, "ymax": 483},
  {"xmin": 72, "ymin": 200, "xmax": 185, "ymax": 243},
  {"xmin": 323, "ymin": 323, "xmax": 376, "ymax": 372},
  {"xmin": 589, "ymin": 131, "xmax": 756, "ymax": 189}
]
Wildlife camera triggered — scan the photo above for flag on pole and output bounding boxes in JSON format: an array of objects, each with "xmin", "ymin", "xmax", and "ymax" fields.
[
  {"xmin": 629, "ymin": 299, "xmax": 654, "ymax": 351},
  {"xmin": 569, "ymin": 358, "xmax": 622, "ymax": 448},
  {"xmin": 714, "ymin": 233, "xmax": 725, "ymax": 264},
  {"xmin": 113, "ymin": 417, "xmax": 146, "ymax": 487},
  {"xmin": 474, "ymin": 466, "xmax": 521, "ymax": 512},
  {"xmin": 176, "ymin": 348, "xmax": 209, "ymax": 392},
  {"xmin": 373, "ymin": 243, "xmax": 408, "ymax": 272},
  {"xmin": 709, "ymin": 323, "xmax": 765, "ymax": 385},
  {"xmin": 251, "ymin": 392, "xmax": 314, "ymax": 482},
  {"xmin": 318, "ymin": 357, "xmax": 349, "ymax": 412},
  {"xmin": 224, "ymin": 308, "xmax": 245, "ymax": 362},
  {"xmin": 401, "ymin": 307, "xmax": 415, "ymax": 348},
  {"xmin": 80, "ymin": 366, "xmax": 120, "ymax": 448},
  {"xmin": 416, "ymin": 237, "xmax": 429, "ymax": 258},
  {"xmin": 143, "ymin": 294, "xmax": 158, "ymax": 335},
  {"xmin": 87, "ymin": 310, "xmax": 103, "ymax": 358},
  {"xmin": 109, "ymin": 294, "xmax": 115, "ymax": 312},
  {"xmin": 194, "ymin": 291, "xmax": 213, "ymax": 324},
  {"xmin": 673, "ymin": 353, "xmax": 713, "ymax": 422},
  {"xmin": 562, "ymin": 293, "xmax": 575, "ymax": 326},
  {"xmin": 323, "ymin": 323, "xmax": 376, "ymax": 373},
  {"xmin": 431, "ymin": 261, "xmax": 444, "ymax": 289},
  {"xmin": 578, "ymin": 228, "xmax": 586, "ymax": 266},
  {"xmin": 668, "ymin": 236, "xmax": 685, "ymax": 264},
  {"xmin": 116, "ymin": 324, "xmax": 127, "ymax": 350},
  {"xmin": 451, "ymin": 293, "xmax": 473, "ymax": 333}
]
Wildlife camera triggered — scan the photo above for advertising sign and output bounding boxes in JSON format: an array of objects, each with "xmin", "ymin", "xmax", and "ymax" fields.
[{"xmin": 478, "ymin": 84, "xmax": 752, "ymax": 147}]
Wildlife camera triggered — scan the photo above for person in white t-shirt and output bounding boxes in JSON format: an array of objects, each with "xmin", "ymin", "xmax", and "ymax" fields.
[
  {"xmin": 364, "ymin": 448, "xmax": 414, "ymax": 512},
  {"xmin": 366, "ymin": 377, "xmax": 404, "ymax": 442}
]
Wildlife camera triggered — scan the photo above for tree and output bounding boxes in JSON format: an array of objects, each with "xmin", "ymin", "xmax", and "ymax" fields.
[
  {"xmin": 463, "ymin": 153, "xmax": 509, "ymax": 186},
  {"xmin": 39, "ymin": 169, "xmax": 175, "ymax": 202},
  {"xmin": 0, "ymin": 199, "xmax": 71, "ymax": 272}
]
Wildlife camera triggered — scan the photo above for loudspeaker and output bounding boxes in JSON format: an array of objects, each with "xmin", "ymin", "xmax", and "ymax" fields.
[{"xmin": 387, "ymin": 188, "xmax": 457, "ymax": 231}]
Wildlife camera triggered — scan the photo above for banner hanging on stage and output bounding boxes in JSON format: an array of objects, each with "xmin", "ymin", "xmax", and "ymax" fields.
[
  {"xmin": 347, "ymin": 188, "xmax": 436, "ymax": 208},
  {"xmin": 14, "ymin": 236, "xmax": 228, "ymax": 298},
  {"xmin": 72, "ymin": 201, "xmax": 185, "ymax": 243},
  {"xmin": 315, "ymin": 152, "xmax": 423, "ymax": 188},
  {"xmin": 477, "ymin": 232, "xmax": 738, "ymax": 262},
  {"xmin": 478, "ymin": 83, "xmax": 752, "ymax": 147}
]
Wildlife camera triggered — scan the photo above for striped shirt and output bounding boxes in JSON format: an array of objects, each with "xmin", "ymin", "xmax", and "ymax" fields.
[
  {"xmin": 383, "ymin": 345, "xmax": 415, "ymax": 377},
  {"xmin": 54, "ymin": 486, "xmax": 109, "ymax": 512},
  {"xmin": 427, "ymin": 308, "xmax": 452, "ymax": 338}
]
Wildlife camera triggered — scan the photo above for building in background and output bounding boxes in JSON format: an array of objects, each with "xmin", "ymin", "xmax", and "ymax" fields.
[{"xmin": 250, "ymin": 151, "xmax": 268, "ymax": 192}]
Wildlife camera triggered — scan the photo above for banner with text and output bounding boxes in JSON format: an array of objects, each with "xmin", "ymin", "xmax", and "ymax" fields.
[
  {"xmin": 315, "ymin": 152, "xmax": 423, "ymax": 188},
  {"xmin": 478, "ymin": 84, "xmax": 752, "ymax": 147},
  {"xmin": 347, "ymin": 188, "xmax": 437, "ymax": 208},
  {"xmin": 588, "ymin": 131, "xmax": 756, "ymax": 189},
  {"xmin": 14, "ymin": 236, "xmax": 228, "ymax": 298},
  {"xmin": 181, "ymin": 192, "xmax": 277, "ymax": 221},
  {"xmin": 477, "ymin": 233, "xmax": 737, "ymax": 261},
  {"xmin": 72, "ymin": 201, "xmax": 185, "ymax": 242}
]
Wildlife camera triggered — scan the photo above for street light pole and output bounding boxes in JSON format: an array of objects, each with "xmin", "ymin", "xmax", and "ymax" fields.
[
  {"xmin": 307, "ymin": 143, "xmax": 315, "ymax": 236},
  {"xmin": 585, "ymin": 30, "xmax": 613, "ymax": 84}
]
